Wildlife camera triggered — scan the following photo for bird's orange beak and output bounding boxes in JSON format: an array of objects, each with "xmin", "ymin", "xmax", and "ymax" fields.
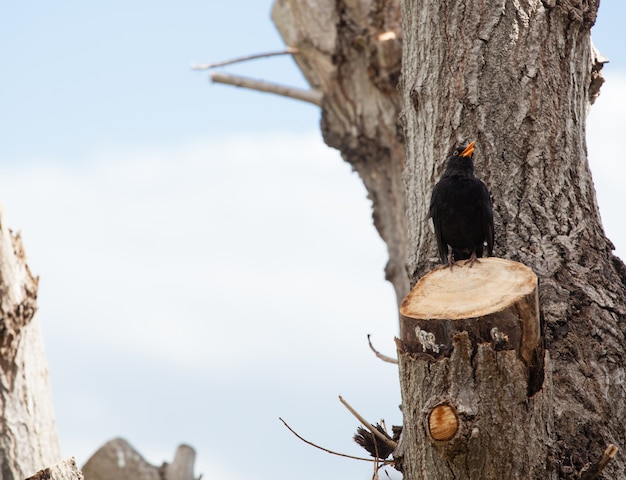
[{"xmin": 460, "ymin": 141, "xmax": 475, "ymax": 157}]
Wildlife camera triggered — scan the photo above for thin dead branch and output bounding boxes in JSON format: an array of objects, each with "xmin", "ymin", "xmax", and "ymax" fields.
[
  {"xmin": 278, "ymin": 417, "xmax": 390, "ymax": 463},
  {"xmin": 192, "ymin": 47, "xmax": 321, "ymax": 105},
  {"xmin": 338, "ymin": 396, "xmax": 398, "ymax": 451},
  {"xmin": 209, "ymin": 72, "xmax": 322, "ymax": 106},
  {"xmin": 367, "ymin": 334, "xmax": 398, "ymax": 364},
  {"xmin": 191, "ymin": 48, "xmax": 299, "ymax": 70}
]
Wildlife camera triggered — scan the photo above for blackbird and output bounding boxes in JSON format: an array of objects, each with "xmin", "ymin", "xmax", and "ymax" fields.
[{"xmin": 428, "ymin": 141, "xmax": 494, "ymax": 267}]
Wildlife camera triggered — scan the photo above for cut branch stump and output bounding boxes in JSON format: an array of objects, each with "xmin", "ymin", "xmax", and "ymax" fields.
[{"xmin": 395, "ymin": 258, "xmax": 554, "ymax": 479}]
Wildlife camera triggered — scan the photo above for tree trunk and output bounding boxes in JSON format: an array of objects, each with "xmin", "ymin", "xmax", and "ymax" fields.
[
  {"xmin": 272, "ymin": 0, "xmax": 626, "ymax": 477},
  {"xmin": 0, "ymin": 207, "xmax": 61, "ymax": 479},
  {"xmin": 396, "ymin": 258, "xmax": 549, "ymax": 478},
  {"xmin": 401, "ymin": 1, "xmax": 625, "ymax": 477}
]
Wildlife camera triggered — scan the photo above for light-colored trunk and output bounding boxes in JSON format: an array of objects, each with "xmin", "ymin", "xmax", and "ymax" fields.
[{"xmin": 0, "ymin": 207, "xmax": 60, "ymax": 479}]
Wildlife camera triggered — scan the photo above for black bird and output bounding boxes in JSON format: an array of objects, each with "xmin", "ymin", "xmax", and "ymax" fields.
[{"xmin": 429, "ymin": 141, "xmax": 494, "ymax": 267}]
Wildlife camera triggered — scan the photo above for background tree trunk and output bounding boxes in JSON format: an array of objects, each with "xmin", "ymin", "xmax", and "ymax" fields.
[
  {"xmin": 0, "ymin": 207, "xmax": 61, "ymax": 479},
  {"xmin": 273, "ymin": 0, "xmax": 409, "ymax": 304},
  {"xmin": 82, "ymin": 438, "xmax": 198, "ymax": 480},
  {"xmin": 273, "ymin": 0, "xmax": 626, "ymax": 477}
]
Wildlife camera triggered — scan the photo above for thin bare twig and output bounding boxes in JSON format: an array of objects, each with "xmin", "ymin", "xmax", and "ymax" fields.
[
  {"xmin": 379, "ymin": 419, "xmax": 389, "ymax": 435},
  {"xmin": 191, "ymin": 47, "xmax": 299, "ymax": 70},
  {"xmin": 209, "ymin": 72, "xmax": 322, "ymax": 106},
  {"xmin": 338, "ymin": 396, "xmax": 398, "ymax": 451},
  {"xmin": 372, "ymin": 428, "xmax": 380, "ymax": 480},
  {"xmin": 279, "ymin": 417, "xmax": 390, "ymax": 463},
  {"xmin": 191, "ymin": 47, "xmax": 320, "ymax": 105},
  {"xmin": 368, "ymin": 334, "xmax": 398, "ymax": 364}
]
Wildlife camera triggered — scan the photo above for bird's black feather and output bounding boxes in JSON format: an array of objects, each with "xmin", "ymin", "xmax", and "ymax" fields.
[{"xmin": 429, "ymin": 143, "xmax": 494, "ymax": 265}]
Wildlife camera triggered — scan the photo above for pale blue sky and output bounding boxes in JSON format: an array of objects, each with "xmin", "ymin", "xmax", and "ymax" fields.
[
  {"xmin": 0, "ymin": 1, "xmax": 317, "ymax": 162},
  {"xmin": 0, "ymin": 3, "xmax": 625, "ymax": 480}
]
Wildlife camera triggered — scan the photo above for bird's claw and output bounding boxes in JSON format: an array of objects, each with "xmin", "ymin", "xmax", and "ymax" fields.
[{"xmin": 468, "ymin": 252, "xmax": 481, "ymax": 268}]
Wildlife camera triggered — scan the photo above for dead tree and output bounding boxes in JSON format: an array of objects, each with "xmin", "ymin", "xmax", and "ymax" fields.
[
  {"xmin": 0, "ymin": 204, "xmax": 198, "ymax": 477},
  {"xmin": 268, "ymin": 0, "xmax": 626, "ymax": 478},
  {"xmin": 0, "ymin": 206, "xmax": 61, "ymax": 479}
]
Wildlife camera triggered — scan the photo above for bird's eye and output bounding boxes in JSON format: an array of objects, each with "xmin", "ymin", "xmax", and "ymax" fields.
[{"xmin": 454, "ymin": 150, "xmax": 460, "ymax": 156}]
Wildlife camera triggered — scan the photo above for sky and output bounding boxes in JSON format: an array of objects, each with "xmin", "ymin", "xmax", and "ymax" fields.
[{"xmin": 0, "ymin": 2, "xmax": 625, "ymax": 480}]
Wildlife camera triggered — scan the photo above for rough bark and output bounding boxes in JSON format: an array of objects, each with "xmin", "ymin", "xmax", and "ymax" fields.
[
  {"xmin": 272, "ymin": 0, "xmax": 626, "ymax": 477},
  {"xmin": 0, "ymin": 206, "xmax": 60, "ymax": 479},
  {"xmin": 397, "ymin": 334, "xmax": 553, "ymax": 479}
]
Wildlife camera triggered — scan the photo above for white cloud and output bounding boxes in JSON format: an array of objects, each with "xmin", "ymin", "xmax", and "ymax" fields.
[{"xmin": 0, "ymin": 132, "xmax": 396, "ymax": 369}]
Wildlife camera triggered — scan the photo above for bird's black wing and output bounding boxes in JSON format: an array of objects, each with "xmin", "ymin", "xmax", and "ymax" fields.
[
  {"xmin": 429, "ymin": 181, "xmax": 449, "ymax": 264},
  {"xmin": 481, "ymin": 183, "xmax": 494, "ymax": 257}
]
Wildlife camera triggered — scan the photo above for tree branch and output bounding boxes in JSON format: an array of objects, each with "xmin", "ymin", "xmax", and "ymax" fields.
[
  {"xmin": 278, "ymin": 417, "xmax": 386, "ymax": 463},
  {"xmin": 367, "ymin": 334, "xmax": 398, "ymax": 364},
  {"xmin": 191, "ymin": 48, "xmax": 299, "ymax": 70},
  {"xmin": 338, "ymin": 396, "xmax": 398, "ymax": 451},
  {"xmin": 209, "ymin": 72, "xmax": 322, "ymax": 106}
]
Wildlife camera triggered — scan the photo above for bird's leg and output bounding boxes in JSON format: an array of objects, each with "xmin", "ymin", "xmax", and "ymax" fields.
[
  {"xmin": 468, "ymin": 251, "xmax": 482, "ymax": 268},
  {"xmin": 447, "ymin": 252, "xmax": 456, "ymax": 270}
]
